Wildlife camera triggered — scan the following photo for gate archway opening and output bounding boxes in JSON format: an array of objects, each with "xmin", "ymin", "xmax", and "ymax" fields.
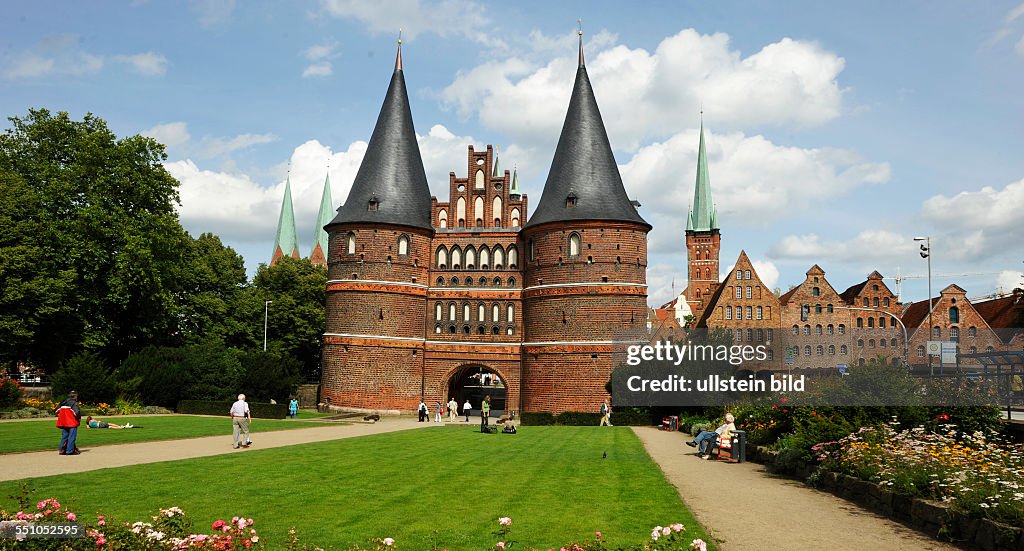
[{"xmin": 447, "ymin": 365, "xmax": 507, "ymax": 417}]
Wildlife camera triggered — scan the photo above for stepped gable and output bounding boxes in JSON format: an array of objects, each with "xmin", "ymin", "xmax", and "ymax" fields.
[
  {"xmin": 523, "ymin": 35, "xmax": 648, "ymax": 230},
  {"xmin": 328, "ymin": 43, "xmax": 432, "ymax": 231}
]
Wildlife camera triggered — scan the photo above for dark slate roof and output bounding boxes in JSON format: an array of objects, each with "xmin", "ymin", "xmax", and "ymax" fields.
[
  {"xmin": 523, "ymin": 62, "xmax": 649, "ymax": 230},
  {"xmin": 327, "ymin": 50, "xmax": 432, "ymax": 231},
  {"xmin": 839, "ymin": 281, "xmax": 867, "ymax": 304}
]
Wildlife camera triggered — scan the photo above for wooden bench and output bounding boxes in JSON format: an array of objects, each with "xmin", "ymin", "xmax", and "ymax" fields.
[{"xmin": 710, "ymin": 434, "xmax": 737, "ymax": 462}]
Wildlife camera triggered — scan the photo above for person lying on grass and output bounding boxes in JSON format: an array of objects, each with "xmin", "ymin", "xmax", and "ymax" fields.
[{"xmin": 85, "ymin": 416, "xmax": 135, "ymax": 429}]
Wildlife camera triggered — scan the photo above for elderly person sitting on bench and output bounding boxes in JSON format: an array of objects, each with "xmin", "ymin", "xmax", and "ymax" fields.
[{"xmin": 686, "ymin": 413, "xmax": 735, "ymax": 459}]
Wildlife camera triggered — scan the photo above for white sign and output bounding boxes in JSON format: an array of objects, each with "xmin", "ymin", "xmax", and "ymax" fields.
[
  {"xmin": 940, "ymin": 341, "xmax": 958, "ymax": 365},
  {"xmin": 926, "ymin": 341, "xmax": 942, "ymax": 356}
]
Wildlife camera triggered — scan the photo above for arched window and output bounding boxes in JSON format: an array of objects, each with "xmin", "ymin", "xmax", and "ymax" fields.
[
  {"xmin": 816, "ymin": 345, "xmax": 824, "ymax": 356},
  {"xmin": 463, "ymin": 303, "xmax": 470, "ymax": 321},
  {"xmin": 858, "ymin": 339, "xmax": 865, "ymax": 348},
  {"xmin": 792, "ymin": 324, "xmax": 799, "ymax": 335},
  {"xmin": 528, "ymin": 239, "xmax": 535, "ymax": 262},
  {"xmin": 883, "ymin": 297, "xmax": 890, "ymax": 307},
  {"xmin": 435, "ymin": 246, "xmax": 448, "ymax": 268},
  {"xmin": 479, "ymin": 276, "xmax": 487, "ymax": 286},
  {"xmin": 879, "ymin": 317, "xmax": 886, "ymax": 328},
  {"xmin": 438, "ymin": 209, "xmax": 447, "ymax": 228},
  {"xmin": 726, "ymin": 306, "xmax": 733, "ymax": 320},
  {"xmin": 838, "ymin": 324, "xmax": 846, "ymax": 334},
  {"xmin": 827, "ymin": 304, "xmax": 834, "ymax": 313},
  {"xmin": 448, "ymin": 303, "xmax": 456, "ymax": 321},
  {"xmin": 704, "ymin": 267, "xmax": 711, "ymax": 279},
  {"xmin": 803, "ymin": 325, "xmax": 810, "ymax": 335},
  {"xmin": 346, "ymin": 232, "xmax": 356, "ymax": 255},
  {"xmin": 949, "ymin": 307, "xmax": 959, "ymax": 323},
  {"xmin": 744, "ymin": 270, "xmax": 751, "ymax": 280},
  {"xmin": 435, "ymin": 277, "xmax": 444, "ymax": 286},
  {"xmin": 507, "ymin": 277, "xmax": 516, "ymax": 286},
  {"xmin": 507, "ymin": 304, "xmax": 514, "ymax": 322},
  {"xmin": 474, "ymin": 196, "xmax": 484, "ymax": 226},
  {"xmin": 507, "ymin": 245, "xmax": 518, "ymax": 268},
  {"xmin": 475, "ymin": 169, "xmax": 485, "ymax": 189},
  {"xmin": 506, "ymin": 327, "xmax": 513, "ymax": 335},
  {"xmin": 804, "ymin": 346, "xmax": 812, "ymax": 356},
  {"xmin": 873, "ymin": 297, "xmax": 879, "ymax": 307},
  {"xmin": 746, "ymin": 286, "xmax": 752, "ymax": 299},
  {"xmin": 879, "ymin": 339, "xmax": 887, "ymax": 348},
  {"xmin": 868, "ymin": 339, "xmax": 876, "ymax": 348},
  {"xmin": 397, "ymin": 234, "xmax": 409, "ymax": 256},
  {"xmin": 435, "ymin": 324, "xmax": 442, "ymax": 334},
  {"xmin": 493, "ymin": 196, "xmax": 502, "ymax": 226},
  {"xmin": 969, "ymin": 346, "xmax": 977, "ymax": 354},
  {"xmin": 479, "ymin": 247, "xmax": 490, "ymax": 268},
  {"xmin": 735, "ymin": 287, "xmax": 742, "ymax": 299},
  {"xmin": 478, "ymin": 303, "xmax": 485, "ymax": 321},
  {"xmin": 493, "ymin": 276, "xmax": 502, "ymax": 286},
  {"xmin": 745, "ymin": 306, "xmax": 752, "ymax": 319},
  {"xmin": 812, "ymin": 287, "xmax": 820, "ymax": 297},
  {"xmin": 891, "ymin": 338, "xmax": 897, "ymax": 347},
  {"xmin": 464, "ymin": 246, "xmax": 476, "ymax": 269},
  {"xmin": 510, "ymin": 208, "xmax": 521, "ymax": 227},
  {"xmin": 933, "ymin": 326, "xmax": 941, "ymax": 338},
  {"xmin": 827, "ymin": 324, "xmax": 834, "ymax": 334},
  {"xmin": 450, "ymin": 277, "xmax": 459, "ymax": 286},
  {"xmin": 828, "ymin": 345, "xmax": 835, "ymax": 355},
  {"xmin": 450, "ymin": 246, "xmax": 462, "ymax": 269},
  {"xmin": 568, "ymin": 232, "xmax": 581, "ymax": 257},
  {"xmin": 736, "ymin": 270, "xmax": 742, "ymax": 280},
  {"xmin": 815, "ymin": 324, "xmax": 823, "ymax": 335},
  {"xmin": 969, "ymin": 326, "xmax": 977, "ymax": 337},
  {"xmin": 867, "ymin": 318, "xmax": 874, "ymax": 328},
  {"xmin": 493, "ymin": 246, "xmax": 504, "ymax": 268},
  {"xmin": 950, "ymin": 326, "xmax": 960, "ymax": 341},
  {"xmin": 456, "ymin": 197, "xmax": 467, "ymax": 227},
  {"xmin": 492, "ymin": 304, "xmax": 500, "ymax": 322},
  {"xmin": 856, "ymin": 317, "xmax": 864, "ymax": 328},
  {"xmin": 435, "ymin": 303, "xmax": 442, "ymax": 321},
  {"xmin": 841, "ymin": 345, "xmax": 849, "ymax": 355}
]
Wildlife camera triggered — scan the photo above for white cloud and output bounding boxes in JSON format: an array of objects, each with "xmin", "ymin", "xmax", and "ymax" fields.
[
  {"xmin": 921, "ymin": 179, "xmax": 1024, "ymax": 234},
  {"xmin": 1008, "ymin": 3, "xmax": 1024, "ymax": 23},
  {"xmin": 115, "ymin": 52, "xmax": 168, "ymax": 76},
  {"xmin": 142, "ymin": 122, "xmax": 191, "ymax": 149},
  {"xmin": 304, "ymin": 42, "xmax": 338, "ymax": 61},
  {"xmin": 769, "ymin": 230, "xmax": 915, "ymax": 264},
  {"xmin": 200, "ymin": 133, "xmax": 278, "ymax": 158},
  {"xmin": 320, "ymin": 0, "xmax": 503, "ymax": 47},
  {"xmin": 191, "ymin": 0, "xmax": 237, "ymax": 27},
  {"xmin": 647, "ymin": 263, "xmax": 687, "ymax": 309},
  {"xmin": 303, "ymin": 63, "xmax": 333, "ymax": 78},
  {"xmin": 997, "ymin": 270, "xmax": 1024, "ymax": 293},
  {"xmin": 4, "ymin": 54, "xmax": 55, "ymax": 79},
  {"xmin": 441, "ymin": 29, "xmax": 847, "ymax": 151},
  {"xmin": 751, "ymin": 259, "xmax": 781, "ymax": 291}
]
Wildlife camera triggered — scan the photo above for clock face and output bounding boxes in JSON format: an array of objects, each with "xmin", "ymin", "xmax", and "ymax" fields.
[{"xmin": 476, "ymin": 158, "xmax": 485, "ymax": 166}]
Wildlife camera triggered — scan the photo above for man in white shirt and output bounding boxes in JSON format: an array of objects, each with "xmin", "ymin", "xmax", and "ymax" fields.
[
  {"xmin": 463, "ymin": 399, "xmax": 472, "ymax": 422},
  {"xmin": 447, "ymin": 397, "xmax": 459, "ymax": 422},
  {"xmin": 229, "ymin": 394, "xmax": 252, "ymax": 449}
]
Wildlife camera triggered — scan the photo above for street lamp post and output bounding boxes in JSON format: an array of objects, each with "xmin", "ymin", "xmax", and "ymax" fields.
[
  {"xmin": 914, "ymin": 237, "xmax": 933, "ymax": 375},
  {"xmin": 263, "ymin": 300, "xmax": 273, "ymax": 352}
]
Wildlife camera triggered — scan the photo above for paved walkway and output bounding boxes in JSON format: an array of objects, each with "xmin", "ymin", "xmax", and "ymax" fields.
[
  {"xmin": 0, "ymin": 417, "xmax": 430, "ymax": 482},
  {"xmin": 632, "ymin": 427, "xmax": 963, "ymax": 551}
]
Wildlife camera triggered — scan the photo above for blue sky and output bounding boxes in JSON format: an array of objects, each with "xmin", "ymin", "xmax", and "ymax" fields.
[{"xmin": 3, "ymin": 0, "xmax": 1023, "ymax": 308}]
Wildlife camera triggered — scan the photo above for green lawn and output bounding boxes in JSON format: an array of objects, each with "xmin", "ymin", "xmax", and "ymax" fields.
[
  {"xmin": 0, "ymin": 426, "xmax": 714, "ymax": 550},
  {"xmin": 0, "ymin": 415, "xmax": 324, "ymax": 454}
]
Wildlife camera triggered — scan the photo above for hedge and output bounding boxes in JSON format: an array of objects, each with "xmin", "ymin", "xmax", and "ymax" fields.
[
  {"xmin": 519, "ymin": 411, "xmax": 658, "ymax": 426},
  {"xmin": 177, "ymin": 400, "xmax": 287, "ymax": 419}
]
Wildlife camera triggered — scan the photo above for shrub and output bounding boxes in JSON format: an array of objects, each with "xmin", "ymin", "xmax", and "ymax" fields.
[
  {"xmin": 520, "ymin": 411, "xmax": 554, "ymax": 426},
  {"xmin": 609, "ymin": 409, "xmax": 658, "ymax": 426},
  {"xmin": 177, "ymin": 399, "xmax": 287, "ymax": 419},
  {"xmin": 0, "ymin": 378, "xmax": 21, "ymax": 408},
  {"xmin": 555, "ymin": 412, "xmax": 602, "ymax": 426},
  {"xmin": 115, "ymin": 346, "xmax": 188, "ymax": 408},
  {"xmin": 49, "ymin": 351, "xmax": 116, "ymax": 404},
  {"xmin": 236, "ymin": 350, "xmax": 301, "ymax": 403}
]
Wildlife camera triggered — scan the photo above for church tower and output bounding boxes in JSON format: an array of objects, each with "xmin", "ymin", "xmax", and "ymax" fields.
[
  {"xmin": 321, "ymin": 39, "xmax": 433, "ymax": 411},
  {"xmin": 520, "ymin": 32, "xmax": 651, "ymax": 412},
  {"xmin": 270, "ymin": 176, "xmax": 300, "ymax": 265},
  {"xmin": 684, "ymin": 119, "xmax": 721, "ymax": 321},
  {"xmin": 309, "ymin": 172, "xmax": 334, "ymax": 268}
]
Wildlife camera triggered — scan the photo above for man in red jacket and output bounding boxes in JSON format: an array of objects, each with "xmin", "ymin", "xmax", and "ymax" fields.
[{"xmin": 55, "ymin": 391, "xmax": 81, "ymax": 455}]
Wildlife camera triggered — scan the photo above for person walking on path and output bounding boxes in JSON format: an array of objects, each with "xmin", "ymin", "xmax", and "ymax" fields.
[
  {"xmin": 288, "ymin": 398, "xmax": 299, "ymax": 419},
  {"xmin": 418, "ymin": 400, "xmax": 428, "ymax": 422},
  {"xmin": 230, "ymin": 394, "xmax": 252, "ymax": 449},
  {"xmin": 599, "ymin": 400, "xmax": 613, "ymax": 426},
  {"xmin": 447, "ymin": 397, "xmax": 458, "ymax": 422},
  {"xmin": 434, "ymin": 401, "xmax": 444, "ymax": 423},
  {"xmin": 56, "ymin": 391, "xmax": 82, "ymax": 455},
  {"xmin": 480, "ymin": 396, "xmax": 491, "ymax": 431},
  {"xmin": 463, "ymin": 398, "xmax": 472, "ymax": 422}
]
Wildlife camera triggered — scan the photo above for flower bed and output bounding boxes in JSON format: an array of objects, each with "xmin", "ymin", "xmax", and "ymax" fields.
[{"xmin": 0, "ymin": 500, "xmax": 710, "ymax": 551}]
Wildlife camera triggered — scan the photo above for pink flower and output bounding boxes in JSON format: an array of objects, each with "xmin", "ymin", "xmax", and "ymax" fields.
[
  {"xmin": 662, "ymin": 526, "xmax": 671, "ymax": 536},
  {"xmin": 67, "ymin": 512, "xmax": 76, "ymax": 521},
  {"xmin": 497, "ymin": 543, "xmax": 506, "ymax": 549},
  {"xmin": 498, "ymin": 516, "xmax": 512, "ymax": 526},
  {"xmin": 595, "ymin": 531, "xmax": 602, "ymax": 538},
  {"xmin": 651, "ymin": 528, "xmax": 661, "ymax": 541},
  {"xmin": 692, "ymin": 538, "xmax": 708, "ymax": 551},
  {"xmin": 670, "ymin": 523, "xmax": 684, "ymax": 533},
  {"xmin": 212, "ymin": 520, "xmax": 225, "ymax": 530},
  {"xmin": 383, "ymin": 537, "xmax": 395, "ymax": 546}
]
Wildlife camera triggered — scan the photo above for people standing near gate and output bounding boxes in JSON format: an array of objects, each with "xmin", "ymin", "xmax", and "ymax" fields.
[
  {"xmin": 55, "ymin": 391, "xmax": 82, "ymax": 455},
  {"xmin": 480, "ymin": 395, "xmax": 491, "ymax": 431},
  {"xmin": 447, "ymin": 397, "xmax": 458, "ymax": 422},
  {"xmin": 435, "ymin": 401, "xmax": 444, "ymax": 423},
  {"xmin": 230, "ymin": 394, "xmax": 252, "ymax": 449},
  {"xmin": 418, "ymin": 400, "xmax": 427, "ymax": 422},
  {"xmin": 463, "ymin": 398, "xmax": 472, "ymax": 422},
  {"xmin": 600, "ymin": 399, "xmax": 613, "ymax": 426}
]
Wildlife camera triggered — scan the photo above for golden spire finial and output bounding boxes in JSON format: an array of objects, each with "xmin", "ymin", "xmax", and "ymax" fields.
[{"xmin": 577, "ymin": 18, "xmax": 584, "ymax": 66}]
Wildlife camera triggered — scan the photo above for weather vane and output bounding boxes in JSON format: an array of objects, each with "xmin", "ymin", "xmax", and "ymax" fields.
[
  {"xmin": 398, "ymin": 28, "xmax": 403, "ymax": 45},
  {"xmin": 577, "ymin": 18, "xmax": 582, "ymax": 37}
]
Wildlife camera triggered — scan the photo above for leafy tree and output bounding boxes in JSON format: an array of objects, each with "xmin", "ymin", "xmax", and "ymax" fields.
[
  {"xmin": 177, "ymin": 233, "xmax": 248, "ymax": 344},
  {"xmin": 50, "ymin": 351, "xmax": 117, "ymax": 404},
  {"xmin": 236, "ymin": 350, "xmax": 301, "ymax": 403},
  {"xmin": 0, "ymin": 109, "xmax": 190, "ymax": 372},
  {"xmin": 245, "ymin": 256, "xmax": 327, "ymax": 381}
]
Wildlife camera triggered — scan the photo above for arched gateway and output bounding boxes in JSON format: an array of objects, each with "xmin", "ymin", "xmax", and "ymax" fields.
[{"xmin": 447, "ymin": 365, "xmax": 508, "ymax": 417}]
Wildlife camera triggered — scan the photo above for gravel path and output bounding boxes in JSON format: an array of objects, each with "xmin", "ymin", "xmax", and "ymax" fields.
[
  {"xmin": 0, "ymin": 417, "xmax": 431, "ymax": 482},
  {"xmin": 632, "ymin": 427, "xmax": 965, "ymax": 551}
]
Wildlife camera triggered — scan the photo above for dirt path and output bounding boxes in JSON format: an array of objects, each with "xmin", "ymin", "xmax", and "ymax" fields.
[
  {"xmin": 0, "ymin": 417, "xmax": 431, "ymax": 482},
  {"xmin": 633, "ymin": 427, "xmax": 964, "ymax": 551}
]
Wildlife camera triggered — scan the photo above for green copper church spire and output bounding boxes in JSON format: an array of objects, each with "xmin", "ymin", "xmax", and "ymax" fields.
[
  {"xmin": 310, "ymin": 172, "xmax": 334, "ymax": 267},
  {"xmin": 687, "ymin": 119, "xmax": 718, "ymax": 232},
  {"xmin": 510, "ymin": 165, "xmax": 519, "ymax": 195},
  {"xmin": 271, "ymin": 176, "xmax": 300, "ymax": 265}
]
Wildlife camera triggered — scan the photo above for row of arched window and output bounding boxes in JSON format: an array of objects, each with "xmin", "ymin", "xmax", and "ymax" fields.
[
  {"xmin": 436, "ymin": 244, "xmax": 518, "ymax": 270},
  {"xmin": 435, "ymin": 276, "xmax": 516, "ymax": 287},
  {"xmin": 861, "ymin": 296, "xmax": 892, "ymax": 307},
  {"xmin": 792, "ymin": 324, "xmax": 848, "ymax": 335},
  {"xmin": 734, "ymin": 269, "xmax": 752, "ymax": 280},
  {"xmin": 437, "ymin": 202, "xmax": 521, "ymax": 229},
  {"xmin": 728, "ymin": 328, "xmax": 774, "ymax": 343},
  {"xmin": 724, "ymin": 305, "xmax": 766, "ymax": 320},
  {"xmin": 731, "ymin": 285, "xmax": 763, "ymax": 300},
  {"xmin": 344, "ymin": 233, "xmax": 410, "ymax": 256},
  {"xmin": 434, "ymin": 302, "xmax": 515, "ymax": 324},
  {"xmin": 856, "ymin": 317, "xmax": 889, "ymax": 328},
  {"xmin": 858, "ymin": 338, "xmax": 899, "ymax": 349},
  {"xmin": 435, "ymin": 324, "xmax": 515, "ymax": 336},
  {"xmin": 795, "ymin": 345, "xmax": 850, "ymax": 356},
  {"xmin": 930, "ymin": 325, "xmax": 979, "ymax": 340}
]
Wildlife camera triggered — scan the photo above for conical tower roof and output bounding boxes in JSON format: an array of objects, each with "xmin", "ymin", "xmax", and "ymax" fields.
[
  {"xmin": 687, "ymin": 120, "xmax": 719, "ymax": 232},
  {"xmin": 310, "ymin": 172, "xmax": 334, "ymax": 266},
  {"xmin": 524, "ymin": 35, "xmax": 649, "ymax": 230},
  {"xmin": 271, "ymin": 176, "xmax": 300, "ymax": 264},
  {"xmin": 328, "ymin": 42, "xmax": 432, "ymax": 231}
]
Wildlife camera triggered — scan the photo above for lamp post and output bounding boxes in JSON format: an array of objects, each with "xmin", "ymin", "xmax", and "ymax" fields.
[
  {"xmin": 263, "ymin": 300, "xmax": 273, "ymax": 352},
  {"xmin": 914, "ymin": 237, "xmax": 933, "ymax": 375}
]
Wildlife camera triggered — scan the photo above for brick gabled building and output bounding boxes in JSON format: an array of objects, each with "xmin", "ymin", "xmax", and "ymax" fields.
[
  {"xmin": 696, "ymin": 250, "xmax": 781, "ymax": 369},
  {"xmin": 321, "ymin": 37, "xmax": 649, "ymax": 414},
  {"xmin": 779, "ymin": 265, "xmax": 856, "ymax": 370},
  {"xmin": 902, "ymin": 284, "xmax": 1006, "ymax": 369}
]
